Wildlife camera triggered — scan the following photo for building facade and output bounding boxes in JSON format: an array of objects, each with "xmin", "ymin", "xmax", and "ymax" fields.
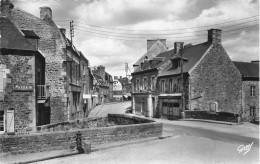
[
  {"xmin": 131, "ymin": 39, "xmax": 172, "ymax": 117},
  {"xmin": 233, "ymin": 61, "xmax": 259, "ymax": 122},
  {"xmin": 131, "ymin": 29, "xmax": 253, "ymax": 121},
  {"xmin": 92, "ymin": 66, "xmax": 113, "ymax": 104},
  {"xmin": 1, "ymin": 1, "xmax": 93, "ymax": 131},
  {"xmin": 0, "ymin": 17, "xmax": 46, "ymax": 135}
]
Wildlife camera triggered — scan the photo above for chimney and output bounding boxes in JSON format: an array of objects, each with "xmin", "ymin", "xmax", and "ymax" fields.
[
  {"xmin": 0, "ymin": 0, "xmax": 14, "ymax": 17},
  {"xmin": 208, "ymin": 29, "xmax": 222, "ymax": 44},
  {"xmin": 174, "ymin": 42, "xmax": 183, "ymax": 55},
  {"xmin": 40, "ymin": 6, "xmax": 52, "ymax": 19},
  {"xmin": 60, "ymin": 28, "xmax": 66, "ymax": 36},
  {"xmin": 147, "ymin": 39, "xmax": 166, "ymax": 51}
]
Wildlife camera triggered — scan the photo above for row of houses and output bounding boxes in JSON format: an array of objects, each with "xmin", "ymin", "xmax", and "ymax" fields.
[
  {"xmin": 0, "ymin": 1, "xmax": 113, "ymax": 135},
  {"xmin": 113, "ymin": 76, "xmax": 132, "ymax": 101},
  {"xmin": 131, "ymin": 29, "xmax": 259, "ymax": 122}
]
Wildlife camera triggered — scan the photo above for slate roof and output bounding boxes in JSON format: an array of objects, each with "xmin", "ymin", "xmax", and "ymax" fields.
[
  {"xmin": 0, "ymin": 17, "xmax": 36, "ymax": 51},
  {"xmin": 159, "ymin": 42, "xmax": 211, "ymax": 77},
  {"xmin": 233, "ymin": 61, "xmax": 259, "ymax": 78},
  {"xmin": 133, "ymin": 40, "xmax": 167, "ymax": 67},
  {"xmin": 133, "ymin": 48, "xmax": 175, "ymax": 74}
]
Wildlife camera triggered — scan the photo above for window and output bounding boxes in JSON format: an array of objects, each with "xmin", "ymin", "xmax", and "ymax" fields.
[
  {"xmin": 177, "ymin": 78, "xmax": 181, "ymax": 92},
  {"xmin": 162, "ymin": 102, "xmax": 168, "ymax": 115},
  {"xmin": 250, "ymin": 86, "xmax": 256, "ymax": 97},
  {"xmin": 161, "ymin": 80, "xmax": 165, "ymax": 92},
  {"xmin": 250, "ymin": 106, "xmax": 256, "ymax": 116},
  {"xmin": 169, "ymin": 79, "xmax": 173, "ymax": 92},
  {"xmin": 143, "ymin": 78, "xmax": 147, "ymax": 91},
  {"xmin": 0, "ymin": 111, "xmax": 4, "ymax": 133},
  {"xmin": 151, "ymin": 77, "xmax": 155, "ymax": 90},
  {"xmin": 136, "ymin": 79, "xmax": 140, "ymax": 91}
]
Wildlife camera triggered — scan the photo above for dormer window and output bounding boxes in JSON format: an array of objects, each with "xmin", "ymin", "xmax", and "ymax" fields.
[{"xmin": 172, "ymin": 59, "xmax": 180, "ymax": 69}]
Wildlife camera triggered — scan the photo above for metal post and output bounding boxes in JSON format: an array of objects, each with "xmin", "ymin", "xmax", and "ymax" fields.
[
  {"xmin": 76, "ymin": 131, "xmax": 84, "ymax": 153},
  {"xmin": 180, "ymin": 42, "xmax": 185, "ymax": 119},
  {"xmin": 70, "ymin": 20, "xmax": 74, "ymax": 45}
]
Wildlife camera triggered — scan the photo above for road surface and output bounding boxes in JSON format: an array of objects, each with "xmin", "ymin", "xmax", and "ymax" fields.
[
  {"xmin": 88, "ymin": 101, "xmax": 131, "ymax": 117},
  {"xmin": 37, "ymin": 102, "xmax": 259, "ymax": 164}
]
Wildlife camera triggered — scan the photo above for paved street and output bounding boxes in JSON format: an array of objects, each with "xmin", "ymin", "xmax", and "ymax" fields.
[
  {"xmin": 37, "ymin": 129, "xmax": 259, "ymax": 164},
  {"xmin": 35, "ymin": 102, "xmax": 259, "ymax": 164},
  {"xmin": 88, "ymin": 101, "xmax": 131, "ymax": 117}
]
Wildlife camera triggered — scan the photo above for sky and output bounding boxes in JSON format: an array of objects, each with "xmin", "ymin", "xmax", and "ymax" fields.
[{"xmin": 12, "ymin": 0, "xmax": 259, "ymax": 77}]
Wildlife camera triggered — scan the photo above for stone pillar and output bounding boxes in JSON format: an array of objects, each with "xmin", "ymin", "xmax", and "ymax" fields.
[{"xmin": 147, "ymin": 94, "xmax": 153, "ymax": 118}]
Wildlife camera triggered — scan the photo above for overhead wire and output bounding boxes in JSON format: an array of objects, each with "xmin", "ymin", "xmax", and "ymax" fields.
[
  {"xmin": 73, "ymin": 27, "xmax": 258, "ymax": 42},
  {"xmin": 73, "ymin": 19, "xmax": 259, "ymax": 36},
  {"xmin": 55, "ymin": 16, "xmax": 259, "ymax": 42},
  {"xmin": 73, "ymin": 15, "xmax": 259, "ymax": 31},
  {"xmin": 73, "ymin": 24, "xmax": 259, "ymax": 39}
]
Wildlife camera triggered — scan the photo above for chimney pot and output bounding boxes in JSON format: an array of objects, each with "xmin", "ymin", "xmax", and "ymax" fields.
[
  {"xmin": 40, "ymin": 6, "xmax": 52, "ymax": 19},
  {"xmin": 0, "ymin": 0, "xmax": 14, "ymax": 17},
  {"xmin": 208, "ymin": 29, "xmax": 222, "ymax": 44}
]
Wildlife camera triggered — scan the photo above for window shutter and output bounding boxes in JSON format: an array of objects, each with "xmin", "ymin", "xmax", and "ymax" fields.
[
  {"xmin": 7, "ymin": 109, "xmax": 15, "ymax": 133},
  {"xmin": 0, "ymin": 71, "xmax": 4, "ymax": 92}
]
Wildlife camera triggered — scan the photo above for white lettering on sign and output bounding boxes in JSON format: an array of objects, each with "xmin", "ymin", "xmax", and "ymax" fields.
[{"xmin": 14, "ymin": 85, "xmax": 33, "ymax": 91}]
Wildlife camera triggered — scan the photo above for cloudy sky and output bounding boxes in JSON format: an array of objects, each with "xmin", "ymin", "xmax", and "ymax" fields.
[{"xmin": 13, "ymin": 0, "xmax": 259, "ymax": 77}]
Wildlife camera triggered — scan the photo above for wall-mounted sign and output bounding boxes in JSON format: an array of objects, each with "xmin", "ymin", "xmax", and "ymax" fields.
[{"xmin": 14, "ymin": 84, "xmax": 33, "ymax": 92}]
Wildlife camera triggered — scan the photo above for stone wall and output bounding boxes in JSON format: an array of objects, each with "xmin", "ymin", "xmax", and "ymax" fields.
[
  {"xmin": 37, "ymin": 117, "xmax": 107, "ymax": 133},
  {"xmin": 0, "ymin": 115, "xmax": 162, "ymax": 155},
  {"xmin": 108, "ymin": 114, "xmax": 154, "ymax": 125},
  {"xmin": 185, "ymin": 110, "xmax": 239, "ymax": 122},
  {"xmin": 189, "ymin": 44, "xmax": 242, "ymax": 113},
  {"xmin": 242, "ymin": 81, "xmax": 259, "ymax": 122},
  {"xmin": 0, "ymin": 53, "xmax": 36, "ymax": 134},
  {"xmin": 10, "ymin": 8, "xmax": 68, "ymax": 124}
]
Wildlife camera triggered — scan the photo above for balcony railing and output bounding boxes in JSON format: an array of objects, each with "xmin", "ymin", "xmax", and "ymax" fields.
[{"xmin": 37, "ymin": 85, "xmax": 49, "ymax": 99}]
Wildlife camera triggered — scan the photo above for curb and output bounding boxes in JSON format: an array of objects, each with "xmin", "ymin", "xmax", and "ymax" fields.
[
  {"xmin": 17, "ymin": 151, "xmax": 80, "ymax": 164},
  {"xmin": 179, "ymin": 119, "xmax": 238, "ymax": 125}
]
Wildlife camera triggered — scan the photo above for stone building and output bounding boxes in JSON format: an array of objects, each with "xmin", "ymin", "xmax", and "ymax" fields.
[
  {"xmin": 1, "ymin": 1, "xmax": 92, "ymax": 129},
  {"xmin": 132, "ymin": 29, "xmax": 246, "ymax": 120},
  {"xmin": 131, "ymin": 39, "xmax": 172, "ymax": 117},
  {"xmin": 233, "ymin": 61, "xmax": 259, "ymax": 122},
  {"xmin": 157, "ymin": 29, "xmax": 242, "ymax": 119},
  {"xmin": 0, "ymin": 17, "xmax": 45, "ymax": 134},
  {"xmin": 92, "ymin": 66, "xmax": 113, "ymax": 104}
]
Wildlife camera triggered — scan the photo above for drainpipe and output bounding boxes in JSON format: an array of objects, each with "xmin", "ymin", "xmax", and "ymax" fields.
[{"xmin": 180, "ymin": 42, "xmax": 185, "ymax": 119}]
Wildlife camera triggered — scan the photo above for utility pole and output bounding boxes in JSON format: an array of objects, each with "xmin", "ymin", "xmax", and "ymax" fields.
[
  {"xmin": 125, "ymin": 63, "xmax": 128, "ymax": 78},
  {"xmin": 70, "ymin": 20, "xmax": 74, "ymax": 45},
  {"xmin": 180, "ymin": 42, "xmax": 185, "ymax": 119}
]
